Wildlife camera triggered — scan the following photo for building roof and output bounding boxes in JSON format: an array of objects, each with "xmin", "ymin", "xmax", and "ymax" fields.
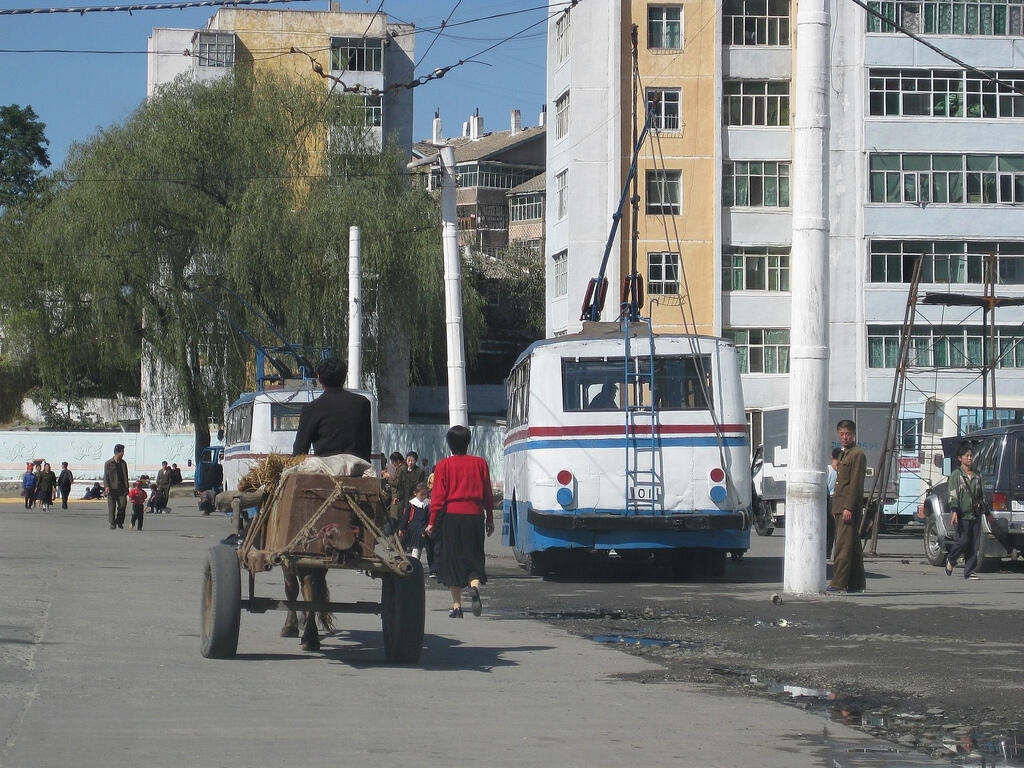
[
  {"xmin": 412, "ymin": 124, "xmax": 545, "ymax": 165},
  {"xmin": 509, "ymin": 173, "xmax": 545, "ymax": 195}
]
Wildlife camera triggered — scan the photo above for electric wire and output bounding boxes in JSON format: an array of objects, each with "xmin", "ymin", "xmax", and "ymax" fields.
[
  {"xmin": 0, "ymin": 0, "xmax": 310, "ymax": 15},
  {"xmin": 413, "ymin": 0, "xmax": 463, "ymax": 72}
]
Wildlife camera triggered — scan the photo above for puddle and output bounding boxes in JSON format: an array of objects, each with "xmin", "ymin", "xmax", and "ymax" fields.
[{"xmin": 591, "ymin": 634, "xmax": 677, "ymax": 648}]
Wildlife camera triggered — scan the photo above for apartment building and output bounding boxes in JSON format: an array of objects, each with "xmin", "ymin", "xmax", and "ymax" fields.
[
  {"xmin": 148, "ymin": 7, "xmax": 415, "ymax": 152},
  {"xmin": 546, "ymin": 0, "xmax": 1024, "ymax": 437}
]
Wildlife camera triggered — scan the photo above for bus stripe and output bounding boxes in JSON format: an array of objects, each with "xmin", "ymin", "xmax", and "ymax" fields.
[
  {"xmin": 504, "ymin": 424, "xmax": 746, "ymax": 448},
  {"xmin": 504, "ymin": 436, "xmax": 747, "ymax": 454}
]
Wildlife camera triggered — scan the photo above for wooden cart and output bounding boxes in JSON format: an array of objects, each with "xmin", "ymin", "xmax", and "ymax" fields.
[{"xmin": 200, "ymin": 472, "xmax": 425, "ymax": 662}]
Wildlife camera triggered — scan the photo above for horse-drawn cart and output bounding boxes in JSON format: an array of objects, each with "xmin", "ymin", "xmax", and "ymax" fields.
[{"xmin": 201, "ymin": 469, "xmax": 425, "ymax": 662}]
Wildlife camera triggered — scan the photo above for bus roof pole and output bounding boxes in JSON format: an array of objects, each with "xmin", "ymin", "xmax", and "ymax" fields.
[{"xmin": 586, "ymin": 105, "xmax": 657, "ymax": 322}]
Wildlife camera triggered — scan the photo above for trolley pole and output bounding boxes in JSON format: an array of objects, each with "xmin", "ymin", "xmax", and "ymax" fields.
[
  {"xmin": 784, "ymin": 0, "xmax": 831, "ymax": 595},
  {"xmin": 347, "ymin": 225, "xmax": 362, "ymax": 390},
  {"xmin": 439, "ymin": 146, "xmax": 469, "ymax": 428}
]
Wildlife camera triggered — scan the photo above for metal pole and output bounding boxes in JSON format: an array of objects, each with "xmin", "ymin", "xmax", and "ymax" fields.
[
  {"xmin": 347, "ymin": 225, "xmax": 362, "ymax": 390},
  {"xmin": 439, "ymin": 146, "xmax": 469, "ymax": 428},
  {"xmin": 989, "ymin": 253, "xmax": 998, "ymax": 426},
  {"xmin": 784, "ymin": 0, "xmax": 831, "ymax": 595}
]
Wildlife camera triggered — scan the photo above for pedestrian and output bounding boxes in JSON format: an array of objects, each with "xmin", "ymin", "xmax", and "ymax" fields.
[
  {"xmin": 57, "ymin": 462, "xmax": 74, "ymax": 509},
  {"xmin": 424, "ymin": 425, "xmax": 495, "ymax": 618},
  {"xmin": 154, "ymin": 461, "xmax": 171, "ymax": 514},
  {"xmin": 825, "ymin": 448, "xmax": 840, "ymax": 559},
  {"xmin": 827, "ymin": 420, "xmax": 867, "ymax": 594},
  {"xmin": 128, "ymin": 480, "xmax": 148, "ymax": 531},
  {"xmin": 399, "ymin": 481, "xmax": 431, "ymax": 563},
  {"xmin": 382, "ymin": 451, "xmax": 404, "ymax": 522},
  {"xmin": 21, "ymin": 462, "xmax": 37, "ymax": 510},
  {"xmin": 31, "ymin": 461, "xmax": 42, "ymax": 508},
  {"xmin": 170, "ymin": 463, "xmax": 183, "ymax": 485},
  {"xmin": 103, "ymin": 443, "xmax": 130, "ymax": 530},
  {"xmin": 83, "ymin": 482, "xmax": 103, "ymax": 500},
  {"xmin": 36, "ymin": 462, "xmax": 57, "ymax": 512},
  {"xmin": 944, "ymin": 441, "xmax": 993, "ymax": 580},
  {"xmin": 394, "ymin": 451, "xmax": 426, "ymax": 524}
]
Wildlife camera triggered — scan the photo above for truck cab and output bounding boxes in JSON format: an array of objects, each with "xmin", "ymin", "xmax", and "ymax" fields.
[{"xmin": 195, "ymin": 445, "xmax": 224, "ymax": 495}]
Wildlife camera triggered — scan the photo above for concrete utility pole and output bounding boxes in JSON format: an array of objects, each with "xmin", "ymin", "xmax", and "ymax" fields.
[
  {"xmin": 439, "ymin": 146, "xmax": 469, "ymax": 427},
  {"xmin": 784, "ymin": 0, "xmax": 831, "ymax": 594},
  {"xmin": 346, "ymin": 225, "xmax": 362, "ymax": 390}
]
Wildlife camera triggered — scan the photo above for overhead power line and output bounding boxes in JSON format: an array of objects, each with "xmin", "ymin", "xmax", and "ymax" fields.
[
  {"xmin": 850, "ymin": 0, "xmax": 1024, "ymax": 98},
  {"xmin": 0, "ymin": 0, "xmax": 310, "ymax": 15}
]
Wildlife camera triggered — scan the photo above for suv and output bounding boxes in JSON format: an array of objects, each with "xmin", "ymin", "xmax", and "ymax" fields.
[{"xmin": 922, "ymin": 424, "xmax": 1024, "ymax": 569}]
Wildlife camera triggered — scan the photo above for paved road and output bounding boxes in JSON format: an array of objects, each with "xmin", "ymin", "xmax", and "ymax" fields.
[{"xmin": 0, "ymin": 497, "xmax": 949, "ymax": 768}]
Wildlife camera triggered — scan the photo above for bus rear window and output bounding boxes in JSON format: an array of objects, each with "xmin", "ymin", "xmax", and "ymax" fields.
[
  {"xmin": 271, "ymin": 403, "xmax": 305, "ymax": 431},
  {"xmin": 562, "ymin": 356, "xmax": 712, "ymax": 412},
  {"xmin": 225, "ymin": 402, "xmax": 253, "ymax": 445}
]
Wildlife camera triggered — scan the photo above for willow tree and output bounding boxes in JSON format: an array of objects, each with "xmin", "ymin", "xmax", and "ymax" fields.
[{"xmin": 6, "ymin": 71, "xmax": 479, "ymax": 453}]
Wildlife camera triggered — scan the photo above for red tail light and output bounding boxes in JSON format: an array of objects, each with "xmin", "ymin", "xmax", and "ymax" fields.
[{"xmin": 992, "ymin": 492, "xmax": 1008, "ymax": 511}]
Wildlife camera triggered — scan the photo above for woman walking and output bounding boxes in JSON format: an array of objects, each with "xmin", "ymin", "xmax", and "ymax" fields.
[
  {"xmin": 945, "ymin": 442, "xmax": 993, "ymax": 580},
  {"xmin": 36, "ymin": 463, "xmax": 57, "ymax": 512},
  {"xmin": 425, "ymin": 425, "xmax": 494, "ymax": 618}
]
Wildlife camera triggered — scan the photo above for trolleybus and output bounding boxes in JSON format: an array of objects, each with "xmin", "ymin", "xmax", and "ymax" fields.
[{"xmin": 501, "ymin": 322, "xmax": 752, "ymax": 576}]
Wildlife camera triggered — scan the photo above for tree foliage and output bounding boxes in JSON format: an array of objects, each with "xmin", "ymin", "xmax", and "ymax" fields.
[
  {"xmin": 0, "ymin": 72, "xmax": 480, "ymax": 452},
  {"xmin": 0, "ymin": 104, "xmax": 51, "ymax": 207}
]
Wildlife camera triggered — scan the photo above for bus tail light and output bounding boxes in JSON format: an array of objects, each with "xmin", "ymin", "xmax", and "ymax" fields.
[
  {"xmin": 556, "ymin": 470, "xmax": 575, "ymax": 507},
  {"xmin": 708, "ymin": 467, "xmax": 727, "ymax": 503},
  {"xmin": 992, "ymin": 492, "xmax": 1008, "ymax": 511}
]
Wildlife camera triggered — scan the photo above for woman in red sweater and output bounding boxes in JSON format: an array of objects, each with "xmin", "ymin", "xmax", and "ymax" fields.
[{"xmin": 425, "ymin": 425, "xmax": 494, "ymax": 618}]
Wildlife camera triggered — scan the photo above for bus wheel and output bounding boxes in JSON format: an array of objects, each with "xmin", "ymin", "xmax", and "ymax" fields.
[
  {"xmin": 703, "ymin": 549, "xmax": 726, "ymax": 578},
  {"xmin": 525, "ymin": 551, "xmax": 549, "ymax": 577}
]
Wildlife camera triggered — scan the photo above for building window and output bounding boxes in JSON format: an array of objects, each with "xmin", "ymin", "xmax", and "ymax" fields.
[
  {"xmin": 723, "ymin": 80, "xmax": 791, "ymax": 125},
  {"xmin": 331, "ymin": 37, "xmax": 383, "ymax": 72},
  {"xmin": 555, "ymin": 170, "xmax": 569, "ymax": 220},
  {"xmin": 553, "ymin": 250, "xmax": 568, "ymax": 297},
  {"xmin": 647, "ymin": 252, "xmax": 680, "ymax": 294},
  {"xmin": 725, "ymin": 328, "xmax": 790, "ymax": 373},
  {"xmin": 359, "ymin": 95, "xmax": 382, "ymax": 127},
  {"xmin": 869, "ymin": 240, "xmax": 1024, "ymax": 284},
  {"xmin": 646, "ymin": 170, "xmax": 682, "ymax": 215},
  {"xmin": 447, "ymin": 162, "xmax": 541, "ymax": 190},
  {"xmin": 555, "ymin": 91, "xmax": 570, "ymax": 141},
  {"xmin": 868, "ymin": 325, "xmax": 1024, "ymax": 368},
  {"xmin": 648, "ymin": 5, "xmax": 684, "ymax": 48},
  {"xmin": 555, "ymin": 10, "xmax": 571, "ymax": 63},
  {"xmin": 723, "ymin": 0, "xmax": 791, "ymax": 44},
  {"xmin": 867, "ymin": 0, "xmax": 1024, "ymax": 35},
  {"xmin": 723, "ymin": 246, "xmax": 791, "ymax": 290},
  {"xmin": 647, "ymin": 88, "xmax": 682, "ymax": 131},
  {"xmin": 723, "ymin": 162, "xmax": 791, "ymax": 207},
  {"xmin": 869, "ymin": 153, "xmax": 1024, "ymax": 204},
  {"xmin": 510, "ymin": 194, "xmax": 544, "ymax": 222},
  {"xmin": 195, "ymin": 33, "xmax": 234, "ymax": 68},
  {"xmin": 869, "ymin": 69, "xmax": 1024, "ymax": 118}
]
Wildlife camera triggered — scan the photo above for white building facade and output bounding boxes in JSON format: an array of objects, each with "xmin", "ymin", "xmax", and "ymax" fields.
[{"xmin": 545, "ymin": 0, "xmax": 1024, "ymax": 438}]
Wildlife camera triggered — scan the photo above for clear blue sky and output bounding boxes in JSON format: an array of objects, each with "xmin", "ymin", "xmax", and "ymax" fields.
[{"xmin": 0, "ymin": 0, "xmax": 549, "ymax": 169}]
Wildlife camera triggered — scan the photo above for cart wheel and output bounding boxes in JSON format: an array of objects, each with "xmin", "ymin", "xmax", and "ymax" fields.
[
  {"xmin": 201, "ymin": 545, "xmax": 241, "ymax": 659},
  {"xmin": 381, "ymin": 558, "xmax": 425, "ymax": 663}
]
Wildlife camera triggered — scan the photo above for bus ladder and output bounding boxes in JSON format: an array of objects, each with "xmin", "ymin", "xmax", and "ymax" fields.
[{"xmin": 622, "ymin": 315, "xmax": 661, "ymax": 516}]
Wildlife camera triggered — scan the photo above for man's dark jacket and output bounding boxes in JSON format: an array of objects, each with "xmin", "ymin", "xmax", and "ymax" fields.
[
  {"xmin": 292, "ymin": 387, "xmax": 372, "ymax": 461},
  {"xmin": 103, "ymin": 457, "xmax": 129, "ymax": 497}
]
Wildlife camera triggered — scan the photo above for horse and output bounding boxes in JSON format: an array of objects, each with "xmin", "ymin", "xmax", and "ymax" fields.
[{"xmin": 280, "ymin": 565, "xmax": 334, "ymax": 651}]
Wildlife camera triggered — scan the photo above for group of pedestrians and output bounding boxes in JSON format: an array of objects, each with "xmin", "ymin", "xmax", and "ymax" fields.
[
  {"xmin": 384, "ymin": 450, "xmax": 441, "ymax": 577},
  {"xmin": 21, "ymin": 460, "xmax": 74, "ymax": 511},
  {"xmin": 103, "ymin": 448, "xmax": 182, "ymax": 530}
]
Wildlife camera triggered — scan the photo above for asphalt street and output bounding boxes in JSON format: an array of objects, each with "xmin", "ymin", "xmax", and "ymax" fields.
[{"xmin": 0, "ymin": 495, "xmax": 973, "ymax": 768}]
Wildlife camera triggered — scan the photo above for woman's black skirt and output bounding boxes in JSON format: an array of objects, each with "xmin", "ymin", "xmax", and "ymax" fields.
[{"xmin": 438, "ymin": 513, "xmax": 487, "ymax": 588}]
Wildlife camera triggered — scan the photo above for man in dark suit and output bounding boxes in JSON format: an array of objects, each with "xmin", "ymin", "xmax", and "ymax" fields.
[
  {"xmin": 292, "ymin": 357, "xmax": 371, "ymax": 461},
  {"xmin": 103, "ymin": 444, "xmax": 130, "ymax": 530}
]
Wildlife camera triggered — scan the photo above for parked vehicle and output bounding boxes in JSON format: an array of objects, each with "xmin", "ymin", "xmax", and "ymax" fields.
[
  {"xmin": 752, "ymin": 402, "xmax": 899, "ymax": 535},
  {"xmin": 922, "ymin": 424, "xmax": 1024, "ymax": 569},
  {"xmin": 501, "ymin": 323, "xmax": 752, "ymax": 577}
]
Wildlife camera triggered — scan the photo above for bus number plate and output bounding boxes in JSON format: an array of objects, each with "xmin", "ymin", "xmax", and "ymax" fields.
[{"xmin": 629, "ymin": 486, "xmax": 661, "ymax": 502}]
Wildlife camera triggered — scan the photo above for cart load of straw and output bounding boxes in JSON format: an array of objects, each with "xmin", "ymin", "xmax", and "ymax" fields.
[{"xmin": 238, "ymin": 453, "xmax": 306, "ymax": 494}]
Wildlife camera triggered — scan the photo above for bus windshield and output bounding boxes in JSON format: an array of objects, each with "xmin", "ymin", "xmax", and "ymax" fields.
[
  {"xmin": 562, "ymin": 355, "xmax": 713, "ymax": 412},
  {"xmin": 270, "ymin": 402, "xmax": 305, "ymax": 432}
]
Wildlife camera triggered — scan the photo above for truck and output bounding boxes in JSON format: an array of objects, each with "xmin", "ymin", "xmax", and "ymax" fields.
[{"xmin": 752, "ymin": 402, "xmax": 899, "ymax": 535}]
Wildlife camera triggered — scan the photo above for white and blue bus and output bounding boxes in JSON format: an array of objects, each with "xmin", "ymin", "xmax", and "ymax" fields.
[
  {"xmin": 501, "ymin": 324, "xmax": 752, "ymax": 577},
  {"xmin": 222, "ymin": 383, "xmax": 381, "ymax": 492}
]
